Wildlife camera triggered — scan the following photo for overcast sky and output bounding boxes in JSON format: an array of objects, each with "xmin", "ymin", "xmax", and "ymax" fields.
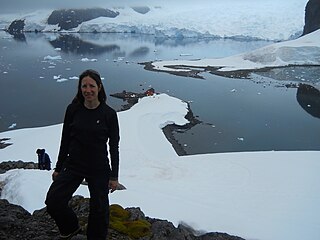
[
  {"xmin": 0, "ymin": 0, "xmax": 202, "ymax": 13},
  {"xmin": 0, "ymin": 0, "xmax": 248, "ymax": 13},
  {"xmin": 0, "ymin": 0, "xmax": 164, "ymax": 13}
]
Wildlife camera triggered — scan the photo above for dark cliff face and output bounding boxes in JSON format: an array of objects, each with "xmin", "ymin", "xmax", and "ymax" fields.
[
  {"xmin": 7, "ymin": 19, "xmax": 25, "ymax": 34},
  {"xmin": 302, "ymin": 0, "xmax": 320, "ymax": 35},
  {"xmin": 47, "ymin": 8, "xmax": 119, "ymax": 30}
]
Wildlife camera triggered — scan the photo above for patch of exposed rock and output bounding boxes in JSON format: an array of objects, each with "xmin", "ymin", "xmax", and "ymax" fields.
[
  {"xmin": 7, "ymin": 19, "xmax": 25, "ymax": 34},
  {"xmin": 0, "ymin": 138, "xmax": 13, "ymax": 150},
  {"xmin": 0, "ymin": 196, "xmax": 245, "ymax": 240},
  {"xmin": 302, "ymin": 0, "xmax": 320, "ymax": 35},
  {"xmin": 0, "ymin": 160, "xmax": 38, "ymax": 174},
  {"xmin": 47, "ymin": 8, "xmax": 119, "ymax": 30}
]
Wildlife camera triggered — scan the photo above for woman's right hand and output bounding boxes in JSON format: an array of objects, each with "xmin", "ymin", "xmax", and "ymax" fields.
[{"xmin": 52, "ymin": 171, "xmax": 59, "ymax": 181}]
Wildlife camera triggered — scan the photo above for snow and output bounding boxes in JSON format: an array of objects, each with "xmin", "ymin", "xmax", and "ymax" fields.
[
  {"xmin": 1, "ymin": 94, "xmax": 320, "ymax": 240},
  {"xmin": 1, "ymin": 1, "xmax": 320, "ymax": 240},
  {"xmin": 0, "ymin": 0, "xmax": 309, "ymax": 41},
  {"xmin": 151, "ymin": 29, "xmax": 320, "ymax": 73}
]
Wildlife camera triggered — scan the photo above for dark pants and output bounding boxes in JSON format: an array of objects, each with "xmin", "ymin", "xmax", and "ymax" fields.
[{"xmin": 45, "ymin": 169, "xmax": 109, "ymax": 240}]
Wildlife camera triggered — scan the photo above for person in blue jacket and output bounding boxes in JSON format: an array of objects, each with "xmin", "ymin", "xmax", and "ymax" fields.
[
  {"xmin": 36, "ymin": 148, "xmax": 51, "ymax": 170},
  {"xmin": 45, "ymin": 69, "xmax": 120, "ymax": 240}
]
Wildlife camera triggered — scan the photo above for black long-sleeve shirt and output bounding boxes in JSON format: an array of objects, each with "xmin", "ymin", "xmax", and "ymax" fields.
[{"xmin": 55, "ymin": 102, "xmax": 120, "ymax": 179}]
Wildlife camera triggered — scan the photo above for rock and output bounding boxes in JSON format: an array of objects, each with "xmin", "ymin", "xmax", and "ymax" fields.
[
  {"xmin": 47, "ymin": 8, "xmax": 119, "ymax": 30},
  {"xmin": 146, "ymin": 219, "xmax": 195, "ymax": 240},
  {"xmin": 0, "ymin": 161, "xmax": 38, "ymax": 173},
  {"xmin": 302, "ymin": 0, "xmax": 320, "ymax": 35},
  {"xmin": 0, "ymin": 196, "xmax": 245, "ymax": 240},
  {"xmin": 0, "ymin": 199, "xmax": 55, "ymax": 240},
  {"xmin": 110, "ymin": 88, "xmax": 155, "ymax": 111},
  {"xmin": 0, "ymin": 138, "xmax": 12, "ymax": 150},
  {"xmin": 7, "ymin": 19, "xmax": 25, "ymax": 34}
]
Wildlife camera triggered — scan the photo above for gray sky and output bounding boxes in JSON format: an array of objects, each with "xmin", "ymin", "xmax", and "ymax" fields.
[
  {"xmin": 0, "ymin": 0, "xmax": 221, "ymax": 13},
  {"xmin": 0, "ymin": 0, "xmax": 187, "ymax": 13}
]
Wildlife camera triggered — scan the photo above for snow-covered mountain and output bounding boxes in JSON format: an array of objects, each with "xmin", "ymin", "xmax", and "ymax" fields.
[{"xmin": 0, "ymin": 0, "xmax": 309, "ymax": 41}]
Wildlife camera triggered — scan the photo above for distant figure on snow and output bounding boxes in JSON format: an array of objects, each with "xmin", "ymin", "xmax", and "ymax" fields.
[{"xmin": 36, "ymin": 148, "xmax": 51, "ymax": 170}]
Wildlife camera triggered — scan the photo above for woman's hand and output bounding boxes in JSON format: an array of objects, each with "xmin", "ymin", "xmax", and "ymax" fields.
[
  {"xmin": 52, "ymin": 171, "xmax": 59, "ymax": 181},
  {"xmin": 109, "ymin": 180, "xmax": 118, "ymax": 193}
]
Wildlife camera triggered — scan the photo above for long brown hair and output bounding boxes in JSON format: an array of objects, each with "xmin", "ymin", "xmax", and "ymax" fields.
[{"xmin": 72, "ymin": 69, "xmax": 107, "ymax": 104}]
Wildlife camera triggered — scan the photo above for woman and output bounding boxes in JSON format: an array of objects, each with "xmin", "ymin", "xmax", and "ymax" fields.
[{"xmin": 45, "ymin": 69, "xmax": 120, "ymax": 240}]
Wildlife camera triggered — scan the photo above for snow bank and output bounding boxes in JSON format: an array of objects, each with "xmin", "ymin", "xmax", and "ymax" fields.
[{"xmin": 151, "ymin": 29, "xmax": 320, "ymax": 73}]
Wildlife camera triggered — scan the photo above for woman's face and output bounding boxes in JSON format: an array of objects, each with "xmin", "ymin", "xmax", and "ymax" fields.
[{"xmin": 81, "ymin": 76, "xmax": 101, "ymax": 103}]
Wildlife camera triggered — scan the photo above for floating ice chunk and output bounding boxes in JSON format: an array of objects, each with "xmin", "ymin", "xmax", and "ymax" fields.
[
  {"xmin": 54, "ymin": 48, "xmax": 61, "ymax": 51},
  {"xmin": 230, "ymin": 89, "xmax": 237, "ymax": 92},
  {"xmin": 56, "ymin": 78, "xmax": 68, "ymax": 83},
  {"xmin": 44, "ymin": 55, "xmax": 62, "ymax": 60},
  {"xmin": 180, "ymin": 53, "xmax": 193, "ymax": 56},
  {"xmin": 113, "ymin": 57, "xmax": 125, "ymax": 62},
  {"xmin": 53, "ymin": 75, "xmax": 61, "ymax": 80},
  {"xmin": 81, "ymin": 58, "xmax": 97, "ymax": 62},
  {"xmin": 69, "ymin": 76, "xmax": 79, "ymax": 80},
  {"xmin": 237, "ymin": 137, "xmax": 244, "ymax": 141}
]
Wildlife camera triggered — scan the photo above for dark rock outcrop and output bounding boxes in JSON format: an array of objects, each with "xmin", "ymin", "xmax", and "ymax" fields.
[
  {"xmin": 0, "ymin": 196, "xmax": 245, "ymax": 240},
  {"xmin": 6, "ymin": 19, "xmax": 26, "ymax": 41},
  {"xmin": 0, "ymin": 160, "xmax": 38, "ymax": 174},
  {"xmin": 0, "ymin": 138, "xmax": 12, "ymax": 150},
  {"xmin": 302, "ymin": 0, "xmax": 320, "ymax": 35},
  {"xmin": 47, "ymin": 8, "xmax": 119, "ymax": 30},
  {"xmin": 7, "ymin": 19, "xmax": 25, "ymax": 34},
  {"xmin": 110, "ymin": 88, "xmax": 155, "ymax": 111}
]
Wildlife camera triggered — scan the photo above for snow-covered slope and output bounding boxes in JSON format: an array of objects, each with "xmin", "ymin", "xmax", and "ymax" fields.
[{"xmin": 151, "ymin": 29, "xmax": 320, "ymax": 73}]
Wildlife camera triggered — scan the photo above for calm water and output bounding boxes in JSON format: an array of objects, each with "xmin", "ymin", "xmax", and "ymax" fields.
[{"xmin": 1, "ymin": 31, "xmax": 320, "ymax": 154}]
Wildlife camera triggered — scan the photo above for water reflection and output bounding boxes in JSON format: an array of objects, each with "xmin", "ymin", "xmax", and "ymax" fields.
[
  {"xmin": 297, "ymin": 84, "xmax": 320, "ymax": 118},
  {"xmin": 11, "ymin": 33, "xmax": 26, "ymax": 42},
  {"xmin": 49, "ymin": 34, "xmax": 120, "ymax": 55},
  {"xmin": 129, "ymin": 46, "xmax": 150, "ymax": 57}
]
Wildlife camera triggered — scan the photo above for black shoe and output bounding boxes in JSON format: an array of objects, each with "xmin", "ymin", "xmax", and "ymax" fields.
[{"xmin": 60, "ymin": 227, "xmax": 82, "ymax": 240}]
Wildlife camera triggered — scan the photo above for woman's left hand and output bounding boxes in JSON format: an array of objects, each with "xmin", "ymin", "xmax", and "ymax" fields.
[{"xmin": 109, "ymin": 180, "xmax": 118, "ymax": 193}]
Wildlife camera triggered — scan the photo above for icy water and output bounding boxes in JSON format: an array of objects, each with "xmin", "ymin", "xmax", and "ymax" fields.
[{"xmin": 1, "ymin": 31, "xmax": 320, "ymax": 154}]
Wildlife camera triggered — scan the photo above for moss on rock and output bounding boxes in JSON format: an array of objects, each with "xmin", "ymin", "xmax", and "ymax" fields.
[{"xmin": 109, "ymin": 204, "xmax": 151, "ymax": 239}]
